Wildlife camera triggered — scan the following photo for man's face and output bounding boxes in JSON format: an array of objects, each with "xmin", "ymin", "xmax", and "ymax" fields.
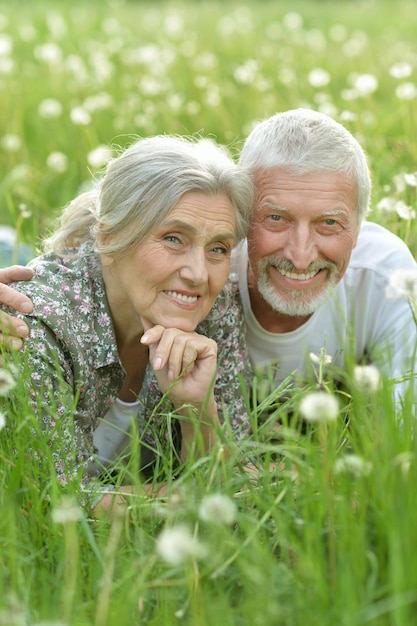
[{"xmin": 248, "ymin": 168, "xmax": 360, "ymax": 318}]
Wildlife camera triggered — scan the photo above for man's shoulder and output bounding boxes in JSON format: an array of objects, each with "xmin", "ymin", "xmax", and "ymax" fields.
[{"xmin": 350, "ymin": 221, "xmax": 416, "ymax": 273}]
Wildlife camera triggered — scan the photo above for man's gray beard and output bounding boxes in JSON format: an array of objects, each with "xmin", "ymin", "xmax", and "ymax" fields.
[{"xmin": 257, "ymin": 257, "xmax": 338, "ymax": 317}]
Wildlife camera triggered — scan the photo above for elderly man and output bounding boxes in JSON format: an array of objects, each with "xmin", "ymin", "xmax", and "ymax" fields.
[
  {"xmin": 233, "ymin": 109, "xmax": 417, "ymax": 403},
  {"xmin": 2, "ymin": 109, "xmax": 417, "ymax": 405}
]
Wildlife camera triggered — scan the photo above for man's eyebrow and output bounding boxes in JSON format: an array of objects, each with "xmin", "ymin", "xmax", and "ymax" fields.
[
  {"xmin": 260, "ymin": 204, "xmax": 349, "ymax": 219},
  {"xmin": 261, "ymin": 202, "xmax": 289, "ymax": 212},
  {"xmin": 320, "ymin": 209, "xmax": 349, "ymax": 218}
]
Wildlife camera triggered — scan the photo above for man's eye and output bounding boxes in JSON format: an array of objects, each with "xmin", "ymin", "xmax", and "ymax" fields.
[
  {"xmin": 270, "ymin": 214, "xmax": 282, "ymax": 221},
  {"xmin": 324, "ymin": 218, "xmax": 337, "ymax": 226},
  {"xmin": 211, "ymin": 245, "xmax": 228, "ymax": 255}
]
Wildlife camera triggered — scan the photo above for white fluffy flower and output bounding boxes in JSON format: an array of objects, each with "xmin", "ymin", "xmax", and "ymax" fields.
[
  {"xmin": 0, "ymin": 369, "xmax": 16, "ymax": 396},
  {"xmin": 389, "ymin": 62, "xmax": 413, "ymax": 80},
  {"xmin": 351, "ymin": 73, "xmax": 378, "ymax": 96},
  {"xmin": 308, "ymin": 68, "xmax": 331, "ymax": 88},
  {"xmin": 353, "ymin": 365, "xmax": 381, "ymax": 393},
  {"xmin": 395, "ymin": 82, "xmax": 417, "ymax": 101},
  {"xmin": 51, "ymin": 497, "xmax": 83, "ymax": 524},
  {"xmin": 386, "ymin": 268, "xmax": 417, "ymax": 300},
  {"xmin": 38, "ymin": 98, "xmax": 63, "ymax": 119},
  {"xmin": 334, "ymin": 454, "xmax": 372, "ymax": 478},
  {"xmin": 87, "ymin": 145, "xmax": 113, "ymax": 168},
  {"xmin": 1, "ymin": 133, "xmax": 21, "ymax": 152},
  {"xmin": 404, "ymin": 172, "xmax": 417, "ymax": 187},
  {"xmin": 46, "ymin": 151, "xmax": 68, "ymax": 173},
  {"xmin": 299, "ymin": 391, "xmax": 339, "ymax": 423},
  {"xmin": 0, "ymin": 411, "xmax": 6, "ymax": 430},
  {"xmin": 70, "ymin": 106, "xmax": 91, "ymax": 126},
  {"xmin": 156, "ymin": 525, "xmax": 205, "ymax": 566},
  {"xmin": 309, "ymin": 349, "xmax": 333, "ymax": 365},
  {"xmin": 395, "ymin": 200, "xmax": 416, "ymax": 220},
  {"xmin": 198, "ymin": 493, "xmax": 237, "ymax": 526}
]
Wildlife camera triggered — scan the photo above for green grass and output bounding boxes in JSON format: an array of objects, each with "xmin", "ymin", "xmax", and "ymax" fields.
[{"xmin": 1, "ymin": 0, "xmax": 417, "ymax": 624}]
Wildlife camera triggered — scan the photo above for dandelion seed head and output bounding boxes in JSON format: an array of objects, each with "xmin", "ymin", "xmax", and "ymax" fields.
[
  {"xmin": 0, "ymin": 369, "xmax": 16, "ymax": 396},
  {"xmin": 87, "ymin": 145, "xmax": 113, "ymax": 169},
  {"xmin": 38, "ymin": 98, "xmax": 63, "ymax": 119},
  {"xmin": 46, "ymin": 151, "xmax": 68, "ymax": 173},
  {"xmin": 0, "ymin": 33, "xmax": 12, "ymax": 56},
  {"xmin": 389, "ymin": 61, "xmax": 413, "ymax": 79},
  {"xmin": 393, "ymin": 173, "xmax": 407, "ymax": 193},
  {"xmin": 198, "ymin": 493, "xmax": 237, "ymax": 526},
  {"xmin": 396, "ymin": 82, "xmax": 417, "ymax": 100},
  {"xmin": 70, "ymin": 106, "xmax": 91, "ymax": 126},
  {"xmin": 34, "ymin": 42, "xmax": 63, "ymax": 65},
  {"xmin": 282, "ymin": 12, "xmax": 303, "ymax": 30},
  {"xmin": 51, "ymin": 496, "xmax": 83, "ymax": 524},
  {"xmin": 308, "ymin": 68, "xmax": 331, "ymax": 88},
  {"xmin": 83, "ymin": 91, "xmax": 113, "ymax": 112},
  {"xmin": 395, "ymin": 200, "xmax": 416, "ymax": 220},
  {"xmin": 309, "ymin": 349, "xmax": 333, "ymax": 365},
  {"xmin": 393, "ymin": 451, "xmax": 414, "ymax": 479},
  {"xmin": 329, "ymin": 24, "xmax": 347, "ymax": 42},
  {"xmin": 299, "ymin": 391, "xmax": 339, "ymax": 423},
  {"xmin": 334, "ymin": 454, "xmax": 372, "ymax": 477},
  {"xmin": 156, "ymin": 524, "xmax": 205, "ymax": 566},
  {"xmin": 18, "ymin": 203, "xmax": 32, "ymax": 218},
  {"xmin": 377, "ymin": 196, "xmax": 399, "ymax": 212},
  {"xmin": 353, "ymin": 365, "xmax": 381, "ymax": 393},
  {"xmin": 234, "ymin": 59, "xmax": 259, "ymax": 84},
  {"xmin": 351, "ymin": 73, "xmax": 378, "ymax": 96},
  {"xmin": 404, "ymin": 172, "xmax": 417, "ymax": 187},
  {"xmin": 1, "ymin": 133, "xmax": 21, "ymax": 152},
  {"xmin": 386, "ymin": 268, "xmax": 417, "ymax": 300}
]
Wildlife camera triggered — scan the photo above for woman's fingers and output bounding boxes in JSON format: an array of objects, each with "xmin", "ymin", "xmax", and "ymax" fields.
[{"xmin": 140, "ymin": 325, "xmax": 217, "ymax": 379}]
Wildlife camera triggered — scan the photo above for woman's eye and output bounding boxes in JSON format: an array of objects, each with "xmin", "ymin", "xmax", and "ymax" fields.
[{"xmin": 164, "ymin": 234, "xmax": 181, "ymax": 244}]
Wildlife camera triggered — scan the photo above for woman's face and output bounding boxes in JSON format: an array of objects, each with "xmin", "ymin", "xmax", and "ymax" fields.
[{"xmin": 102, "ymin": 191, "xmax": 236, "ymax": 333}]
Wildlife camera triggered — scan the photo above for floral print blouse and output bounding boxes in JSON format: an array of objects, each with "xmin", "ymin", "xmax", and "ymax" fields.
[{"xmin": 4, "ymin": 243, "xmax": 252, "ymax": 503}]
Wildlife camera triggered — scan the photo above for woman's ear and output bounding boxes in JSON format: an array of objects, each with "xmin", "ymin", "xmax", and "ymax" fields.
[
  {"xmin": 100, "ymin": 253, "xmax": 114, "ymax": 267},
  {"xmin": 97, "ymin": 223, "xmax": 114, "ymax": 266}
]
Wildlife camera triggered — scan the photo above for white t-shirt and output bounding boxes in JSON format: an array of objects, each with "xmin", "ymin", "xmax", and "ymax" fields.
[
  {"xmin": 93, "ymin": 397, "xmax": 141, "ymax": 467},
  {"xmin": 232, "ymin": 221, "xmax": 417, "ymax": 398}
]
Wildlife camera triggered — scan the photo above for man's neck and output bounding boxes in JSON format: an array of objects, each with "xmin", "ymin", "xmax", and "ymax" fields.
[{"xmin": 248, "ymin": 282, "xmax": 310, "ymax": 334}]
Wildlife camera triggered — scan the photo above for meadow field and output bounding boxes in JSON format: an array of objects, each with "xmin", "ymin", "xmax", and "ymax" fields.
[{"xmin": 1, "ymin": 0, "xmax": 417, "ymax": 624}]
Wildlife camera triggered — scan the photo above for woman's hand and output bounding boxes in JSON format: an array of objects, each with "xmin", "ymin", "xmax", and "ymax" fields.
[
  {"xmin": 140, "ymin": 318, "xmax": 222, "ymax": 460},
  {"xmin": 0, "ymin": 266, "xmax": 34, "ymax": 349},
  {"xmin": 140, "ymin": 319, "xmax": 218, "ymax": 407}
]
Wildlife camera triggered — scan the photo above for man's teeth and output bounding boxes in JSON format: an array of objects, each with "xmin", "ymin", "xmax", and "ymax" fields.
[
  {"xmin": 279, "ymin": 268, "xmax": 318, "ymax": 280},
  {"xmin": 166, "ymin": 290, "xmax": 198, "ymax": 303}
]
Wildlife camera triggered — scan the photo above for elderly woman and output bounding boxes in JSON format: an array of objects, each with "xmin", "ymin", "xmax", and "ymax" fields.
[{"xmin": 0, "ymin": 135, "xmax": 254, "ymax": 513}]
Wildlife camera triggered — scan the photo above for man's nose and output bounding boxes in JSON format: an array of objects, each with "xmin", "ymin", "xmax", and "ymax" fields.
[{"xmin": 283, "ymin": 224, "xmax": 317, "ymax": 269}]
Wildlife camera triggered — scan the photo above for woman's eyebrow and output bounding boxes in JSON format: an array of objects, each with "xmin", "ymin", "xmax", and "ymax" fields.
[{"xmin": 162, "ymin": 219, "xmax": 235, "ymax": 241}]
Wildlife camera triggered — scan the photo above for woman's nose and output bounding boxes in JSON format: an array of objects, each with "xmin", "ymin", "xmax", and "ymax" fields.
[{"xmin": 178, "ymin": 248, "xmax": 209, "ymax": 284}]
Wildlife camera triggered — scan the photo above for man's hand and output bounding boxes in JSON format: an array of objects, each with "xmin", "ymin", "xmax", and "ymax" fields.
[{"xmin": 0, "ymin": 266, "xmax": 34, "ymax": 349}]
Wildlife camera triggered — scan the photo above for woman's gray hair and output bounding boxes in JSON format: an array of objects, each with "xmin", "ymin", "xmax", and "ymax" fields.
[
  {"xmin": 239, "ymin": 108, "xmax": 371, "ymax": 221},
  {"xmin": 44, "ymin": 135, "xmax": 254, "ymax": 257}
]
